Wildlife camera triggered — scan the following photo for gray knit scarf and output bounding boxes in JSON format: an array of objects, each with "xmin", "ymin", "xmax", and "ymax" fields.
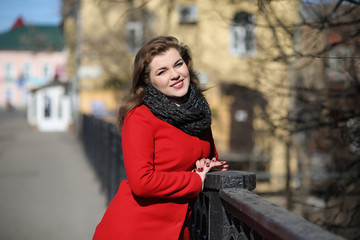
[{"xmin": 143, "ymin": 83, "xmax": 211, "ymax": 137}]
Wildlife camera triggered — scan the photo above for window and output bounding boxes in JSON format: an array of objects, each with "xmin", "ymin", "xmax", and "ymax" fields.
[
  {"xmin": 22, "ymin": 63, "xmax": 32, "ymax": 79},
  {"xmin": 4, "ymin": 63, "xmax": 15, "ymax": 81},
  {"xmin": 229, "ymin": 12, "xmax": 256, "ymax": 57},
  {"xmin": 178, "ymin": 5, "xmax": 198, "ymax": 24},
  {"xmin": 125, "ymin": 21, "xmax": 143, "ymax": 54},
  {"xmin": 325, "ymin": 47, "xmax": 351, "ymax": 82},
  {"xmin": 42, "ymin": 63, "xmax": 52, "ymax": 80},
  {"xmin": 44, "ymin": 95, "xmax": 51, "ymax": 118}
]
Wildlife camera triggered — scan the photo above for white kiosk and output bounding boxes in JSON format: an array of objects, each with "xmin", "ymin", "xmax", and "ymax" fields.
[{"xmin": 27, "ymin": 80, "xmax": 72, "ymax": 132}]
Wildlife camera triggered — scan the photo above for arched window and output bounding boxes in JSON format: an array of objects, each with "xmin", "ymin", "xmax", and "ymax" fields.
[{"xmin": 229, "ymin": 11, "xmax": 256, "ymax": 56}]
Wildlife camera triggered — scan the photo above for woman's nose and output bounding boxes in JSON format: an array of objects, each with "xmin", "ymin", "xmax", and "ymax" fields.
[{"xmin": 170, "ymin": 68, "xmax": 180, "ymax": 79}]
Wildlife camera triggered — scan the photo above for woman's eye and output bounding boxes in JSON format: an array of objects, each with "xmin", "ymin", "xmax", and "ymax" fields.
[
  {"xmin": 157, "ymin": 70, "xmax": 165, "ymax": 76},
  {"xmin": 176, "ymin": 62, "xmax": 183, "ymax": 67}
]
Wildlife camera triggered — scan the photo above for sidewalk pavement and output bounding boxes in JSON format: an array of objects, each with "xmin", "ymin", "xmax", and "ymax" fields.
[{"xmin": 0, "ymin": 110, "xmax": 106, "ymax": 240}]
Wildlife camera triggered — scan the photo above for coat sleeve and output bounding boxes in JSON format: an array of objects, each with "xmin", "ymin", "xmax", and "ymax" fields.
[{"xmin": 122, "ymin": 108, "xmax": 203, "ymax": 199}]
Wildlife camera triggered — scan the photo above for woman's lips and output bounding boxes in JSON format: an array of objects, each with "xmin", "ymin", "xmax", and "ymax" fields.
[{"xmin": 171, "ymin": 80, "xmax": 184, "ymax": 89}]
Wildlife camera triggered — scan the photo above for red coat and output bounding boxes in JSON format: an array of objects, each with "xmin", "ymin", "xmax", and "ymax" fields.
[{"xmin": 93, "ymin": 105, "xmax": 217, "ymax": 240}]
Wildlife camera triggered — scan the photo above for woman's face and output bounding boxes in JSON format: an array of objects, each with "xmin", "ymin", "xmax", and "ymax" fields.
[{"xmin": 149, "ymin": 48, "xmax": 190, "ymax": 101}]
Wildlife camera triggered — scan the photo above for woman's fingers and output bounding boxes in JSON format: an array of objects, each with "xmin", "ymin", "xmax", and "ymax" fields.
[
  {"xmin": 205, "ymin": 158, "xmax": 211, "ymax": 167},
  {"xmin": 195, "ymin": 158, "xmax": 207, "ymax": 172},
  {"xmin": 209, "ymin": 161, "xmax": 228, "ymax": 172},
  {"xmin": 210, "ymin": 160, "xmax": 226, "ymax": 168},
  {"xmin": 211, "ymin": 164, "xmax": 229, "ymax": 171},
  {"xmin": 195, "ymin": 159, "xmax": 229, "ymax": 191},
  {"xmin": 200, "ymin": 160, "xmax": 224, "ymax": 173},
  {"xmin": 196, "ymin": 158, "xmax": 228, "ymax": 173},
  {"xmin": 195, "ymin": 160, "xmax": 201, "ymax": 171}
]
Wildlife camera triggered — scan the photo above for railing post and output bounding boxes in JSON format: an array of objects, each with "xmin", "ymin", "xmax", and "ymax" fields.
[{"xmin": 204, "ymin": 171, "xmax": 256, "ymax": 240}]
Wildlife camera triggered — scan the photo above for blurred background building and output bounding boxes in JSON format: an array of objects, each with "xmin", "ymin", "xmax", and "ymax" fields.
[
  {"xmin": 0, "ymin": 16, "xmax": 71, "ymax": 131},
  {"xmin": 0, "ymin": 17, "xmax": 66, "ymax": 108}
]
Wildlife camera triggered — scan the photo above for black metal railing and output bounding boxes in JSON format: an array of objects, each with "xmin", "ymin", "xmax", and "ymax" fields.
[
  {"xmin": 189, "ymin": 171, "xmax": 345, "ymax": 240},
  {"xmin": 81, "ymin": 114, "xmax": 345, "ymax": 240},
  {"xmin": 82, "ymin": 114, "xmax": 126, "ymax": 204}
]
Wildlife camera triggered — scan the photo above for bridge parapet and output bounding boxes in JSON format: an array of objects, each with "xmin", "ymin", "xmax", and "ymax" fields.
[{"xmin": 190, "ymin": 171, "xmax": 344, "ymax": 240}]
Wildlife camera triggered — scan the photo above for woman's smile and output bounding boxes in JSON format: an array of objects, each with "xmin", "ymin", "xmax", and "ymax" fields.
[{"xmin": 171, "ymin": 79, "xmax": 184, "ymax": 89}]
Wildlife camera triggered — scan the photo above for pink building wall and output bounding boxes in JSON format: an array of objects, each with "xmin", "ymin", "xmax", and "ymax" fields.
[{"xmin": 0, "ymin": 50, "xmax": 67, "ymax": 109}]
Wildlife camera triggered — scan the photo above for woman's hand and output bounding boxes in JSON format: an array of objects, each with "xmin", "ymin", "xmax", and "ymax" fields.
[{"xmin": 193, "ymin": 158, "xmax": 228, "ymax": 190}]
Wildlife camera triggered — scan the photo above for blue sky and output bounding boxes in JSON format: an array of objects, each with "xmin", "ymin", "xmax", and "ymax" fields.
[{"xmin": 0, "ymin": 0, "xmax": 62, "ymax": 33}]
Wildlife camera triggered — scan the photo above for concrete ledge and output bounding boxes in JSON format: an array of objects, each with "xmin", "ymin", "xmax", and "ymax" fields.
[{"xmin": 204, "ymin": 170, "xmax": 256, "ymax": 191}]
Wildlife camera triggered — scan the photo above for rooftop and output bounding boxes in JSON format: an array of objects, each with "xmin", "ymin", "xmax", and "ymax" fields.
[{"xmin": 0, "ymin": 18, "xmax": 64, "ymax": 51}]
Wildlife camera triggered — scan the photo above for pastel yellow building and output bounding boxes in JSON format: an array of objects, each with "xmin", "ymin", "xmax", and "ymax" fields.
[{"xmin": 62, "ymin": 0, "xmax": 300, "ymax": 193}]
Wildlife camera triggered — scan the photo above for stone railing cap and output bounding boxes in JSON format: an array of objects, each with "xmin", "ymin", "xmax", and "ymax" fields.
[{"xmin": 204, "ymin": 170, "xmax": 256, "ymax": 191}]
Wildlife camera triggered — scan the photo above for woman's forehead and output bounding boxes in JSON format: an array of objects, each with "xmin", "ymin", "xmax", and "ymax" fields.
[{"xmin": 150, "ymin": 48, "xmax": 181, "ymax": 66}]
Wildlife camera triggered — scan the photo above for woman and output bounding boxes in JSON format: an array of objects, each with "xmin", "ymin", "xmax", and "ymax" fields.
[{"xmin": 93, "ymin": 36, "xmax": 228, "ymax": 240}]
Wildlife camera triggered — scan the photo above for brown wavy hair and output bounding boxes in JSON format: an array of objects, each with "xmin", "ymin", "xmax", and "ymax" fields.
[{"xmin": 118, "ymin": 36, "xmax": 202, "ymax": 128}]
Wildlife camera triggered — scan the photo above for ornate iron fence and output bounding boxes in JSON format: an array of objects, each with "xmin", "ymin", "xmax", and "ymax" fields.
[{"xmin": 81, "ymin": 114, "xmax": 345, "ymax": 240}]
